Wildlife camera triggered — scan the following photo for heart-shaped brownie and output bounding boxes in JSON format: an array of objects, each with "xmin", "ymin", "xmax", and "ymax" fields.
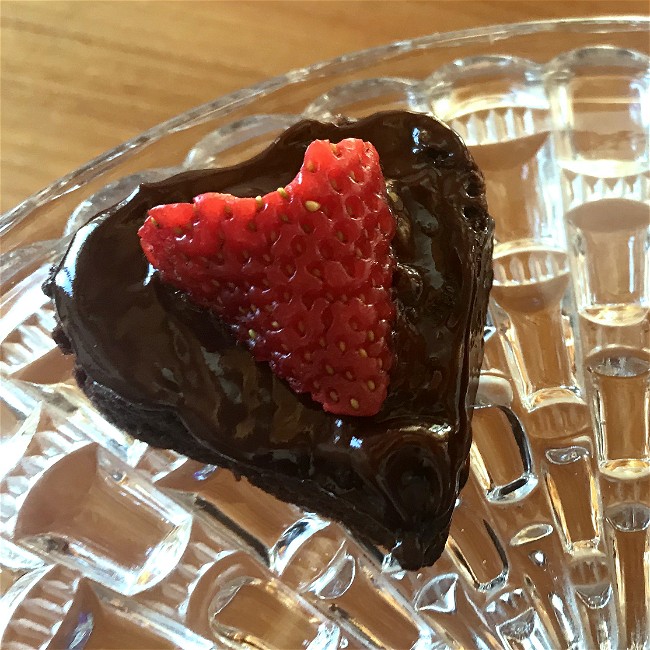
[{"xmin": 45, "ymin": 111, "xmax": 494, "ymax": 570}]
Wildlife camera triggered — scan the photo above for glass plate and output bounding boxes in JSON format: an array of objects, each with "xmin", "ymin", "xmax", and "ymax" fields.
[{"xmin": 1, "ymin": 16, "xmax": 649, "ymax": 650}]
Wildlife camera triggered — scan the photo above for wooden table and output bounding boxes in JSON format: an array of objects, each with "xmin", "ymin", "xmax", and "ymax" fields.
[{"xmin": 2, "ymin": 0, "xmax": 647, "ymax": 212}]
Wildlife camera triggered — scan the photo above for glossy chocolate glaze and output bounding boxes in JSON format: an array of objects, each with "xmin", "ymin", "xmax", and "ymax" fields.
[{"xmin": 46, "ymin": 112, "xmax": 493, "ymax": 569}]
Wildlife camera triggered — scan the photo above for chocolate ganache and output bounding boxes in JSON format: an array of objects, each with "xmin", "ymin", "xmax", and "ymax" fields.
[{"xmin": 45, "ymin": 111, "xmax": 494, "ymax": 570}]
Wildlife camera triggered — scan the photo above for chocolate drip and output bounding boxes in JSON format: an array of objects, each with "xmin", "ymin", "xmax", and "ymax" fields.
[{"xmin": 47, "ymin": 111, "xmax": 493, "ymax": 569}]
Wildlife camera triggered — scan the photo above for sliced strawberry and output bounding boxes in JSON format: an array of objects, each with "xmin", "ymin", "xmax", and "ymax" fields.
[{"xmin": 138, "ymin": 138, "xmax": 395, "ymax": 416}]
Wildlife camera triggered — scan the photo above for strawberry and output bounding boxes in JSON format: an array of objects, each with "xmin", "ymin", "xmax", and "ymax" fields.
[{"xmin": 138, "ymin": 138, "xmax": 395, "ymax": 416}]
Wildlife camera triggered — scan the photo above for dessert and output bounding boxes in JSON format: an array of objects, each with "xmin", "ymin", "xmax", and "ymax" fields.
[{"xmin": 44, "ymin": 111, "xmax": 494, "ymax": 570}]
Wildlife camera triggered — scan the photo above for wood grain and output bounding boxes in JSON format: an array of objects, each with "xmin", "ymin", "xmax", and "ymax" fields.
[{"xmin": 2, "ymin": 0, "xmax": 648, "ymax": 211}]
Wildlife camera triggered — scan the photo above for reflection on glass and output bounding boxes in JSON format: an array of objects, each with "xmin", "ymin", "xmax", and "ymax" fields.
[
  {"xmin": 10, "ymin": 443, "xmax": 192, "ymax": 595},
  {"xmin": 587, "ymin": 350, "xmax": 650, "ymax": 478},
  {"xmin": 543, "ymin": 446, "xmax": 602, "ymax": 556}
]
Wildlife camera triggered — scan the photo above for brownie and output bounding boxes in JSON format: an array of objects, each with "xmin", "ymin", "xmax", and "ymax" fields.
[{"xmin": 44, "ymin": 111, "xmax": 494, "ymax": 570}]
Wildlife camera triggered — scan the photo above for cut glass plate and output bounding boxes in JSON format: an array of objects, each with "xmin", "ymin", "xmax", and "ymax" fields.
[{"xmin": 1, "ymin": 17, "xmax": 649, "ymax": 650}]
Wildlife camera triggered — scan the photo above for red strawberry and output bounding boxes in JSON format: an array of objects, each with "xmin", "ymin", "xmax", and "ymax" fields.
[{"xmin": 138, "ymin": 138, "xmax": 395, "ymax": 416}]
